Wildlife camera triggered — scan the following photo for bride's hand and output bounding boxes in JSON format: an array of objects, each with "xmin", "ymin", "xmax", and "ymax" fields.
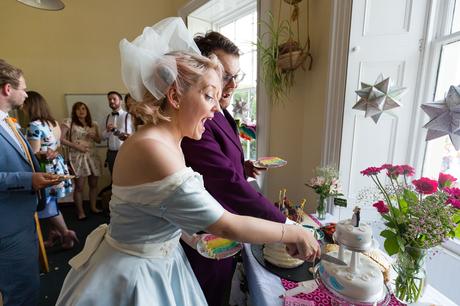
[{"xmin": 285, "ymin": 227, "xmax": 320, "ymax": 262}]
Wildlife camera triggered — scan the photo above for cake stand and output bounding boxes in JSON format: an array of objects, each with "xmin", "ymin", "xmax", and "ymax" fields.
[{"xmin": 313, "ymin": 266, "xmax": 391, "ymax": 306}]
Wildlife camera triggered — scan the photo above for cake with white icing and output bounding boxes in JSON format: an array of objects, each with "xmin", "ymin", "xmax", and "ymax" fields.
[
  {"xmin": 263, "ymin": 243, "xmax": 304, "ymax": 268},
  {"xmin": 318, "ymin": 249, "xmax": 384, "ymax": 303},
  {"xmin": 318, "ymin": 210, "xmax": 385, "ymax": 303},
  {"xmin": 334, "ymin": 219, "xmax": 373, "ymax": 250}
]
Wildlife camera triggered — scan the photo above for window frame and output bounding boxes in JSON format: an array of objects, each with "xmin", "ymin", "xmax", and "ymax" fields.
[{"xmin": 404, "ymin": 0, "xmax": 460, "ymax": 254}]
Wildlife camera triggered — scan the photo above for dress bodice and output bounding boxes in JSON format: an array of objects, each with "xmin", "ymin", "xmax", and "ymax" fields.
[{"xmin": 108, "ymin": 167, "xmax": 224, "ymax": 245}]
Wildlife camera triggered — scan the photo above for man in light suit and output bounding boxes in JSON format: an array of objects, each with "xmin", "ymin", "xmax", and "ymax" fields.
[
  {"xmin": 0, "ymin": 59, "xmax": 59, "ymax": 306},
  {"xmin": 181, "ymin": 32, "xmax": 287, "ymax": 306}
]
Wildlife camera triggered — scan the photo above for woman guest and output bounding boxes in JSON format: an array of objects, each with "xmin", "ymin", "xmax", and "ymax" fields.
[
  {"xmin": 60, "ymin": 101, "xmax": 102, "ymax": 220},
  {"xmin": 23, "ymin": 91, "xmax": 79, "ymax": 249},
  {"xmin": 56, "ymin": 18, "xmax": 320, "ymax": 306}
]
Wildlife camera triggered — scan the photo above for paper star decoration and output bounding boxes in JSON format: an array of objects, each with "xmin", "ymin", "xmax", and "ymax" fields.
[
  {"xmin": 421, "ymin": 85, "xmax": 460, "ymax": 149},
  {"xmin": 352, "ymin": 74, "xmax": 406, "ymax": 123}
]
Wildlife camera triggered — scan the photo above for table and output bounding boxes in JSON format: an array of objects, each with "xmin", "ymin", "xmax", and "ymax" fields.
[{"xmin": 242, "ymin": 215, "xmax": 458, "ymax": 306}]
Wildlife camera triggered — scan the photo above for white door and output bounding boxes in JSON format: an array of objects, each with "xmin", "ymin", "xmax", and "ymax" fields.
[{"xmin": 339, "ymin": 0, "xmax": 428, "ymax": 221}]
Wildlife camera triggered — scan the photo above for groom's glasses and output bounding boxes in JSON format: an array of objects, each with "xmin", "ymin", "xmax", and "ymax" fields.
[{"xmin": 223, "ymin": 71, "xmax": 245, "ymax": 84}]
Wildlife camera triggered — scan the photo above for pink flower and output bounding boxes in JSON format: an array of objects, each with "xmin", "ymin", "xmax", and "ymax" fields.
[
  {"xmin": 360, "ymin": 167, "xmax": 382, "ymax": 176},
  {"xmin": 438, "ymin": 173, "xmax": 457, "ymax": 188},
  {"xmin": 400, "ymin": 165, "xmax": 415, "ymax": 176},
  {"xmin": 448, "ymin": 198, "xmax": 460, "ymax": 209},
  {"xmin": 444, "ymin": 187, "xmax": 460, "ymax": 209},
  {"xmin": 373, "ymin": 200, "xmax": 389, "ymax": 214},
  {"xmin": 380, "ymin": 164, "xmax": 393, "ymax": 169},
  {"xmin": 412, "ymin": 177, "xmax": 438, "ymax": 195}
]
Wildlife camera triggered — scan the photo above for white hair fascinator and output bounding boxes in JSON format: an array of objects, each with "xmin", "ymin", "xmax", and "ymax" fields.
[{"xmin": 119, "ymin": 17, "xmax": 201, "ymax": 101}]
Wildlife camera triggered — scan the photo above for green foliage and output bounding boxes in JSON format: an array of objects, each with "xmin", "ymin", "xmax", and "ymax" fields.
[{"xmin": 256, "ymin": 13, "xmax": 297, "ymax": 103}]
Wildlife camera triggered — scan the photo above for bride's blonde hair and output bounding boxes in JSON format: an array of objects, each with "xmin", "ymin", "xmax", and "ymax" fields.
[{"xmin": 130, "ymin": 51, "xmax": 222, "ymax": 126}]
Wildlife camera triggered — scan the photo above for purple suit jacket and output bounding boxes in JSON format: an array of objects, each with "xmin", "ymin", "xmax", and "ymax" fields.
[{"xmin": 181, "ymin": 109, "xmax": 285, "ymax": 306}]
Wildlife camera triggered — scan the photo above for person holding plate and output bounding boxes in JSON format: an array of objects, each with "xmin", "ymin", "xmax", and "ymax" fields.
[
  {"xmin": 180, "ymin": 31, "xmax": 289, "ymax": 306},
  {"xmin": 55, "ymin": 18, "xmax": 320, "ymax": 306},
  {"xmin": 23, "ymin": 91, "xmax": 78, "ymax": 249}
]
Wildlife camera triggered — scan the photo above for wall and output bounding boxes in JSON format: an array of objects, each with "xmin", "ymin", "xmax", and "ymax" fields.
[
  {"xmin": 1, "ymin": 0, "xmax": 332, "ymax": 209},
  {"xmin": 266, "ymin": 0, "xmax": 332, "ymax": 211},
  {"xmin": 0, "ymin": 0, "xmax": 188, "ymax": 193}
]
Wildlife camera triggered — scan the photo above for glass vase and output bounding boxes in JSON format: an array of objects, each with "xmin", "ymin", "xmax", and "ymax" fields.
[
  {"xmin": 316, "ymin": 196, "xmax": 327, "ymax": 220},
  {"xmin": 393, "ymin": 246, "xmax": 427, "ymax": 304}
]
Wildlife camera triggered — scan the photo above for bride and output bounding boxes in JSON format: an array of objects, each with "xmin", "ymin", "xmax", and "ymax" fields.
[{"xmin": 56, "ymin": 17, "xmax": 320, "ymax": 306}]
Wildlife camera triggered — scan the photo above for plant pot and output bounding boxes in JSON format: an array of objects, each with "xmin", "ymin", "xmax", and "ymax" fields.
[
  {"xmin": 283, "ymin": 0, "xmax": 303, "ymax": 4},
  {"xmin": 277, "ymin": 50, "xmax": 307, "ymax": 72},
  {"xmin": 393, "ymin": 246, "xmax": 427, "ymax": 304}
]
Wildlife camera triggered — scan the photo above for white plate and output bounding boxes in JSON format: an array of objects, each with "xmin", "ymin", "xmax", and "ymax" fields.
[{"xmin": 196, "ymin": 234, "xmax": 243, "ymax": 260}]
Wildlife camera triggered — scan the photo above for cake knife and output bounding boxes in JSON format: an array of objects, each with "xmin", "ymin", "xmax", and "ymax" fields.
[{"xmin": 320, "ymin": 253, "xmax": 347, "ymax": 266}]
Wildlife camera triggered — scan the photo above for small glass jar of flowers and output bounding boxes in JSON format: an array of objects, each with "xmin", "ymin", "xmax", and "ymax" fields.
[
  {"xmin": 306, "ymin": 165, "xmax": 343, "ymax": 220},
  {"xmin": 361, "ymin": 164, "xmax": 460, "ymax": 303}
]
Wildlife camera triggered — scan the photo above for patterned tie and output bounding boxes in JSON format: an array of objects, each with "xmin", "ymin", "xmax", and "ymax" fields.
[{"xmin": 5, "ymin": 117, "xmax": 36, "ymax": 171}]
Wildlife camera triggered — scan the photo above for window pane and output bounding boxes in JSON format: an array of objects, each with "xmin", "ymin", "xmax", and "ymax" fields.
[
  {"xmin": 423, "ymin": 39, "xmax": 460, "ymax": 179},
  {"xmin": 434, "ymin": 40, "xmax": 460, "ymax": 101},
  {"xmin": 452, "ymin": 0, "xmax": 460, "ymax": 34},
  {"xmin": 423, "ymin": 136, "xmax": 460, "ymax": 178}
]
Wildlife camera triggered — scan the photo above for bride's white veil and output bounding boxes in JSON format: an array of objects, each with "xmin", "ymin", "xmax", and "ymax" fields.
[{"xmin": 119, "ymin": 17, "xmax": 201, "ymax": 101}]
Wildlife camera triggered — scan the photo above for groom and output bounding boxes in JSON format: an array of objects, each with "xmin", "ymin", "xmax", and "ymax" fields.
[{"xmin": 181, "ymin": 32, "xmax": 286, "ymax": 306}]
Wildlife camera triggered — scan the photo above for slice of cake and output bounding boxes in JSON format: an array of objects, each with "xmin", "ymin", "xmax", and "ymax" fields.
[{"xmin": 201, "ymin": 235, "xmax": 242, "ymax": 260}]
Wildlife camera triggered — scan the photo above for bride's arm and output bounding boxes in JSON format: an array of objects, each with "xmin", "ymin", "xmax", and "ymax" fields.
[{"xmin": 206, "ymin": 211, "xmax": 320, "ymax": 261}]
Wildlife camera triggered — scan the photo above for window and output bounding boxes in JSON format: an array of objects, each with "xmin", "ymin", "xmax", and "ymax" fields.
[
  {"xmin": 420, "ymin": 0, "xmax": 460, "ymax": 254},
  {"xmin": 218, "ymin": 11, "xmax": 258, "ymax": 160},
  {"xmin": 186, "ymin": 1, "xmax": 258, "ymax": 160}
]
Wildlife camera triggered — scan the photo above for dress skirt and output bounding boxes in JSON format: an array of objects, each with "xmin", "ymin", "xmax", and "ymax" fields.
[{"xmin": 56, "ymin": 239, "xmax": 208, "ymax": 306}]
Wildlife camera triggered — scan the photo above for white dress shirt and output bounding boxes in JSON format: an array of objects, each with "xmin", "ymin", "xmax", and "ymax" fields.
[
  {"xmin": 0, "ymin": 110, "xmax": 24, "ymax": 153},
  {"xmin": 101, "ymin": 109, "xmax": 133, "ymax": 151}
]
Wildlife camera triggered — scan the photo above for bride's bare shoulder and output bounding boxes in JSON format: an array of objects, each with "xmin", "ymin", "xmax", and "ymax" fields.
[{"xmin": 114, "ymin": 136, "xmax": 184, "ymax": 184}]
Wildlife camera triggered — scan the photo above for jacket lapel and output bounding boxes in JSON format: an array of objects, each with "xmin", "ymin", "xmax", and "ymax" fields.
[
  {"xmin": 0, "ymin": 124, "xmax": 35, "ymax": 166},
  {"xmin": 213, "ymin": 111, "xmax": 244, "ymax": 155}
]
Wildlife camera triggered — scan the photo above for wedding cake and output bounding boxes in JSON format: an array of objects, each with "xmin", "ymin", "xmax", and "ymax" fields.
[
  {"xmin": 263, "ymin": 242, "xmax": 304, "ymax": 268},
  {"xmin": 318, "ymin": 249, "xmax": 384, "ymax": 302},
  {"xmin": 318, "ymin": 209, "xmax": 385, "ymax": 303}
]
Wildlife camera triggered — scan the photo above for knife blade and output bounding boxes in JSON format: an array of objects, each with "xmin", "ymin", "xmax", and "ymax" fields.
[{"xmin": 320, "ymin": 253, "xmax": 347, "ymax": 266}]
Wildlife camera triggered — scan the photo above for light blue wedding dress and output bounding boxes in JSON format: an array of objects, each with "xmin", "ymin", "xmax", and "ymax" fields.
[{"xmin": 56, "ymin": 168, "xmax": 224, "ymax": 306}]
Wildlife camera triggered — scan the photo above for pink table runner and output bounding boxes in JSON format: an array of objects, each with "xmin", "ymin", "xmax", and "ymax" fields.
[{"xmin": 281, "ymin": 278, "xmax": 404, "ymax": 306}]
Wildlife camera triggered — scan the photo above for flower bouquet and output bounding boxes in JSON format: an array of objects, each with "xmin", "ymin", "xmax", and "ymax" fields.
[
  {"xmin": 306, "ymin": 166, "xmax": 343, "ymax": 220},
  {"xmin": 361, "ymin": 164, "xmax": 460, "ymax": 303}
]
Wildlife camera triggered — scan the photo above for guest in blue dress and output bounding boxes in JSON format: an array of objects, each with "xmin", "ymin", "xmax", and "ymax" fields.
[
  {"xmin": 56, "ymin": 17, "xmax": 320, "ymax": 306},
  {"xmin": 23, "ymin": 91, "xmax": 79, "ymax": 249}
]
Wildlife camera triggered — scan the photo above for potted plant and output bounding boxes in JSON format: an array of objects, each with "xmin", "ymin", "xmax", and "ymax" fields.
[{"xmin": 257, "ymin": 0, "xmax": 312, "ymax": 102}]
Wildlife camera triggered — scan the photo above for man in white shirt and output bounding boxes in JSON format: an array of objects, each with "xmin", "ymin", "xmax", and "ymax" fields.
[{"xmin": 101, "ymin": 91, "xmax": 133, "ymax": 176}]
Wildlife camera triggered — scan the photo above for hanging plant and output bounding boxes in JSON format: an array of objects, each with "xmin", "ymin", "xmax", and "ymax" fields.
[{"xmin": 257, "ymin": 0, "xmax": 312, "ymax": 103}]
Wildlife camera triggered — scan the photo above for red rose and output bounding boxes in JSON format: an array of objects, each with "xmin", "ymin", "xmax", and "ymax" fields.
[
  {"xmin": 372, "ymin": 200, "xmax": 389, "ymax": 214},
  {"xmin": 412, "ymin": 177, "xmax": 438, "ymax": 195},
  {"xmin": 438, "ymin": 173, "xmax": 457, "ymax": 188}
]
